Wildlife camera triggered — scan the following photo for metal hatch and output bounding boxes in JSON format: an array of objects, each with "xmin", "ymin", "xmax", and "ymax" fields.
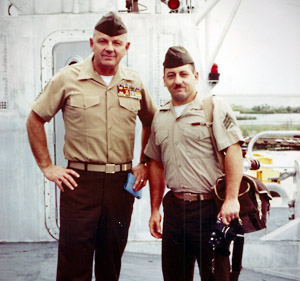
[
  {"xmin": 42, "ymin": 29, "xmax": 131, "ymax": 239},
  {"xmin": 42, "ymin": 30, "xmax": 93, "ymax": 239}
]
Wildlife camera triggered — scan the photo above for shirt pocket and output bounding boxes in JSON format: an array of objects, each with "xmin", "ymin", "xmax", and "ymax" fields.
[
  {"xmin": 65, "ymin": 94, "xmax": 101, "ymax": 129},
  {"xmin": 119, "ymin": 97, "xmax": 141, "ymax": 114},
  {"xmin": 183, "ymin": 125, "xmax": 214, "ymax": 158}
]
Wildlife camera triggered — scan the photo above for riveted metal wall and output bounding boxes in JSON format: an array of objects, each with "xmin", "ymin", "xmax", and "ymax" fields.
[
  {"xmin": 1, "ymin": 0, "xmax": 300, "ymax": 243},
  {"xmin": 0, "ymin": 12, "xmax": 202, "ymax": 242}
]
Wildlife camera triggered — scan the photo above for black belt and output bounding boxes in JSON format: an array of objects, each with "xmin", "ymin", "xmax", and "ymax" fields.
[
  {"xmin": 173, "ymin": 191, "xmax": 213, "ymax": 202},
  {"xmin": 68, "ymin": 161, "xmax": 132, "ymax": 174}
]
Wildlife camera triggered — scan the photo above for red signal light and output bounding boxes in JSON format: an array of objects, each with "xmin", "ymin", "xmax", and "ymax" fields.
[
  {"xmin": 168, "ymin": 0, "xmax": 180, "ymax": 10},
  {"xmin": 211, "ymin": 63, "xmax": 218, "ymax": 74}
]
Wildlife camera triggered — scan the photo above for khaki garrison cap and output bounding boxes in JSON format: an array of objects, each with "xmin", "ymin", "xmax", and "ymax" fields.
[
  {"xmin": 94, "ymin": 12, "xmax": 127, "ymax": 36},
  {"xmin": 163, "ymin": 46, "xmax": 194, "ymax": 68}
]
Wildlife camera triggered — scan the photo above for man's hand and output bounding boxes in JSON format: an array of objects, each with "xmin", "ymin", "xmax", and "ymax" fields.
[
  {"xmin": 42, "ymin": 164, "xmax": 80, "ymax": 192},
  {"xmin": 131, "ymin": 163, "xmax": 148, "ymax": 192},
  {"xmin": 219, "ymin": 143, "xmax": 243, "ymax": 225},
  {"xmin": 149, "ymin": 210, "xmax": 162, "ymax": 239},
  {"xmin": 217, "ymin": 198, "xmax": 240, "ymax": 225},
  {"xmin": 148, "ymin": 159, "xmax": 165, "ymax": 239}
]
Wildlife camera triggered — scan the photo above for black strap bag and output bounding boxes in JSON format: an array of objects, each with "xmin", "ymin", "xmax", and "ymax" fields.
[
  {"xmin": 204, "ymin": 96, "xmax": 273, "ymax": 280},
  {"xmin": 213, "ymin": 174, "xmax": 272, "ymax": 233},
  {"xmin": 203, "ymin": 96, "xmax": 272, "ymax": 234}
]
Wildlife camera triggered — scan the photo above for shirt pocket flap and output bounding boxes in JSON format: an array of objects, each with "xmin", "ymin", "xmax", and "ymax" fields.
[
  {"xmin": 69, "ymin": 95, "xmax": 100, "ymax": 109},
  {"xmin": 119, "ymin": 97, "xmax": 141, "ymax": 113},
  {"xmin": 183, "ymin": 125, "xmax": 210, "ymax": 140}
]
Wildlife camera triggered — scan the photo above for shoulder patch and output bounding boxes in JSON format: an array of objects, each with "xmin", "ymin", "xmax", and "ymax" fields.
[{"xmin": 223, "ymin": 113, "xmax": 234, "ymax": 129}]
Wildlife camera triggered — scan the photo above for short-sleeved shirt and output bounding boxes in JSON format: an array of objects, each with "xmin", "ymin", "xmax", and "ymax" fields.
[
  {"xmin": 32, "ymin": 54, "xmax": 156, "ymax": 164},
  {"xmin": 144, "ymin": 94, "xmax": 244, "ymax": 193}
]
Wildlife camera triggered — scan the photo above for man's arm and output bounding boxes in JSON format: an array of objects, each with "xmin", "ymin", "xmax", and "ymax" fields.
[
  {"xmin": 26, "ymin": 110, "xmax": 79, "ymax": 192},
  {"xmin": 132, "ymin": 124, "xmax": 151, "ymax": 191},
  {"xmin": 148, "ymin": 159, "xmax": 165, "ymax": 239},
  {"xmin": 218, "ymin": 142, "xmax": 243, "ymax": 225}
]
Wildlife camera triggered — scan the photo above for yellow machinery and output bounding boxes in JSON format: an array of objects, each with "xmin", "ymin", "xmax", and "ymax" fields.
[{"xmin": 246, "ymin": 153, "xmax": 280, "ymax": 183}]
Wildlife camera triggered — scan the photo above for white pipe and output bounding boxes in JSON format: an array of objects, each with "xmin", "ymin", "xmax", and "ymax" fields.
[
  {"xmin": 247, "ymin": 130, "xmax": 300, "ymax": 169},
  {"xmin": 195, "ymin": 0, "xmax": 220, "ymax": 26},
  {"xmin": 155, "ymin": 0, "xmax": 162, "ymax": 13},
  {"xmin": 1, "ymin": 0, "xmax": 8, "ymax": 16},
  {"xmin": 205, "ymin": 0, "xmax": 242, "ymax": 76},
  {"xmin": 194, "ymin": 0, "xmax": 220, "ymax": 95}
]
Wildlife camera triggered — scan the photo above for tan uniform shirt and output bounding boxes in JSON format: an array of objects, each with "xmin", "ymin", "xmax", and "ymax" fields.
[
  {"xmin": 32, "ymin": 54, "xmax": 156, "ymax": 164},
  {"xmin": 144, "ymin": 94, "xmax": 244, "ymax": 193}
]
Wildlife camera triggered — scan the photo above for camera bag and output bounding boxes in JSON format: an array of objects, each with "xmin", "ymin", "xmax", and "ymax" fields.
[
  {"xmin": 203, "ymin": 96, "xmax": 272, "ymax": 234},
  {"xmin": 213, "ymin": 174, "xmax": 272, "ymax": 233}
]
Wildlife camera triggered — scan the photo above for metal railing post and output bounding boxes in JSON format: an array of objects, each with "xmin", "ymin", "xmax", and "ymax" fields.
[{"xmin": 295, "ymin": 160, "xmax": 300, "ymax": 218}]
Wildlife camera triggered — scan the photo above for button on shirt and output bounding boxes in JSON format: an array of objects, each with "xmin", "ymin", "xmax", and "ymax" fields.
[
  {"xmin": 32, "ymin": 54, "xmax": 156, "ymax": 164},
  {"xmin": 144, "ymin": 94, "xmax": 244, "ymax": 193}
]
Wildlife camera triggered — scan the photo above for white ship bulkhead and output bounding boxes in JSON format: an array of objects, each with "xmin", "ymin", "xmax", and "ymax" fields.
[{"xmin": 0, "ymin": 0, "xmax": 300, "ymax": 275}]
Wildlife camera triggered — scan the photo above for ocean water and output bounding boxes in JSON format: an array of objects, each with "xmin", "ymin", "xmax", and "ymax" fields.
[
  {"xmin": 212, "ymin": 94, "xmax": 300, "ymax": 125},
  {"xmin": 221, "ymin": 94, "xmax": 300, "ymax": 108},
  {"xmin": 237, "ymin": 113, "xmax": 300, "ymax": 125}
]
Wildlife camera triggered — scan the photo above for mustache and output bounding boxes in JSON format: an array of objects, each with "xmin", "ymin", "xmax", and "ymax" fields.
[
  {"xmin": 174, "ymin": 84, "xmax": 185, "ymax": 89},
  {"xmin": 102, "ymin": 51, "xmax": 116, "ymax": 57}
]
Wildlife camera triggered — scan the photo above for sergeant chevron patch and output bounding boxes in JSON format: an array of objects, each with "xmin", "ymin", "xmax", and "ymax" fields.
[{"xmin": 223, "ymin": 113, "xmax": 234, "ymax": 129}]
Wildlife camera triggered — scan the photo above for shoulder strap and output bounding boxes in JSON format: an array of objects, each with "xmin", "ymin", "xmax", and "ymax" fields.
[
  {"xmin": 231, "ymin": 236, "xmax": 244, "ymax": 280},
  {"xmin": 204, "ymin": 96, "xmax": 245, "ymax": 278},
  {"xmin": 203, "ymin": 95, "xmax": 225, "ymax": 173}
]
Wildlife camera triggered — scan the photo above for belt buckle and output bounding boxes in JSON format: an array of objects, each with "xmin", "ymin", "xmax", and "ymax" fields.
[
  {"xmin": 183, "ymin": 193, "xmax": 192, "ymax": 202},
  {"xmin": 105, "ymin": 164, "xmax": 115, "ymax": 174}
]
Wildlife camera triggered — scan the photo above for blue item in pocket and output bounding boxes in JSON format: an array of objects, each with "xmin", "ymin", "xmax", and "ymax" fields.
[{"xmin": 123, "ymin": 173, "xmax": 143, "ymax": 199}]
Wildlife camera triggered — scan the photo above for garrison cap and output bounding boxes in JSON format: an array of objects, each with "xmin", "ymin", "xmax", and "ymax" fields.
[
  {"xmin": 163, "ymin": 46, "xmax": 194, "ymax": 68},
  {"xmin": 94, "ymin": 12, "xmax": 127, "ymax": 36}
]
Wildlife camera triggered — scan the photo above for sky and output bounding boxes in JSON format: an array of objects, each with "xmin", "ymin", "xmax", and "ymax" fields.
[{"xmin": 118, "ymin": 0, "xmax": 300, "ymax": 102}]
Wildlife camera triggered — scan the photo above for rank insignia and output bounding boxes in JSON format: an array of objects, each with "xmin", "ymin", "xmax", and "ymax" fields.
[
  {"xmin": 223, "ymin": 113, "xmax": 234, "ymax": 129},
  {"xmin": 117, "ymin": 84, "xmax": 142, "ymax": 100}
]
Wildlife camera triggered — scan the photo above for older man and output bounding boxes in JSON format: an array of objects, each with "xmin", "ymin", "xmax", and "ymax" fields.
[{"xmin": 26, "ymin": 12, "xmax": 156, "ymax": 281}]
